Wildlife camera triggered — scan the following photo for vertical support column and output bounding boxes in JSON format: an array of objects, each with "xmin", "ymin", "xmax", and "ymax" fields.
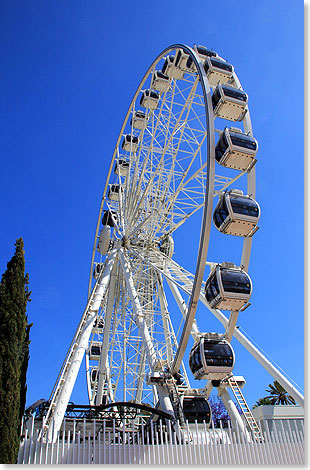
[
  {"xmin": 48, "ymin": 249, "xmax": 118, "ymax": 440},
  {"xmin": 96, "ymin": 256, "xmax": 118, "ymax": 405},
  {"xmin": 225, "ymin": 311, "xmax": 239, "ymax": 343}
]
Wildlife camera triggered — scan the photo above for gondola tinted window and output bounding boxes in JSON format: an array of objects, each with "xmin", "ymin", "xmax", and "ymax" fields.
[
  {"xmin": 213, "ymin": 196, "xmax": 229, "ymax": 228},
  {"xmin": 196, "ymin": 45, "xmax": 217, "ymax": 57},
  {"xmin": 189, "ymin": 345, "xmax": 202, "ymax": 373},
  {"xmin": 205, "ymin": 58, "xmax": 233, "ymax": 72},
  {"xmin": 230, "ymin": 132, "xmax": 257, "ymax": 150},
  {"xmin": 203, "ymin": 342, "xmax": 233, "ymax": 367},
  {"xmin": 205, "ymin": 285, "xmax": 213, "ymax": 303},
  {"xmin": 221, "ymin": 268, "xmax": 251, "ymax": 294},
  {"xmin": 230, "ymin": 195, "xmax": 259, "ymax": 217},
  {"xmin": 154, "ymin": 70, "xmax": 169, "ymax": 80},
  {"xmin": 90, "ymin": 345, "xmax": 101, "ymax": 356},
  {"xmin": 110, "ymin": 184, "xmax": 120, "ymax": 193},
  {"xmin": 134, "ymin": 111, "xmax": 146, "ymax": 119},
  {"xmin": 222, "ymin": 86, "xmax": 247, "ymax": 102},
  {"xmin": 211, "ymin": 88, "xmax": 222, "ymax": 108},
  {"xmin": 102, "ymin": 210, "xmax": 116, "ymax": 227},
  {"xmin": 215, "ymin": 133, "xmax": 229, "ymax": 162},
  {"xmin": 182, "ymin": 397, "xmax": 211, "ymax": 423},
  {"xmin": 125, "ymin": 135, "xmax": 138, "ymax": 143},
  {"xmin": 210, "ymin": 275, "xmax": 220, "ymax": 298}
]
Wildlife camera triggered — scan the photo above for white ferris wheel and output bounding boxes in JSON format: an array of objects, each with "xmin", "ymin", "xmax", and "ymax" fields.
[{"xmin": 43, "ymin": 44, "xmax": 304, "ymax": 438}]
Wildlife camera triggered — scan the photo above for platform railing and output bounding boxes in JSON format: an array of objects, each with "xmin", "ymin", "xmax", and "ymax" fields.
[{"xmin": 18, "ymin": 417, "xmax": 304, "ymax": 464}]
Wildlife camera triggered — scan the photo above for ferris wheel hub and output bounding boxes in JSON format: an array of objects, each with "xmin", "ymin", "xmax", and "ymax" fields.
[{"xmin": 121, "ymin": 236, "xmax": 130, "ymax": 248}]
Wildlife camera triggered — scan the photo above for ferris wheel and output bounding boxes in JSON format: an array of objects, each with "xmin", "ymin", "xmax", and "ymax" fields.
[{"xmin": 43, "ymin": 44, "xmax": 303, "ymax": 438}]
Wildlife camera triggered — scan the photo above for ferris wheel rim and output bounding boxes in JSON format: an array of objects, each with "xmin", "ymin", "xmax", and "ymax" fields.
[{"xmin": 86, "ymin": 43, "xmax": 256, "ymax": 408}]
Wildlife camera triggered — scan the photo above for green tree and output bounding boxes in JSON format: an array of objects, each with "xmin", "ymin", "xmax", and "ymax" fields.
[
  {"xmin": 0, "ymin": 239, "xmax": 31, "ymax": 463},
  {"xmin": 252, "ymin": 397, "xmax": 273, "ymax": 409},
  {"xmin": 264, "ymin": 381, "xmax": 296, "ymax": 405}
]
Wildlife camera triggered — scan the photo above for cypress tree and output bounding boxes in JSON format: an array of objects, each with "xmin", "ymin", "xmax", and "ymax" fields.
[{"xmin": 0, "ymin": 238, "xmax": 31, "ymax": 463}]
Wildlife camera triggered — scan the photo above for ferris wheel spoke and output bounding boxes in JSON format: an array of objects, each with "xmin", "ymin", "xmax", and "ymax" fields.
[
  {"xmin": 156, "ymin": 273, "xmax": 176, "ymax": 366},
  {"xmin": 165, "ymin": 275, "xmax": 200, "ymax": 341},
  {"xmin": 126, "ymin": 81, "xmax": 177, "ymax": 225},
  {"xmin": 126, "ymin": 76, "xmax": 201, "ymax": 233}
]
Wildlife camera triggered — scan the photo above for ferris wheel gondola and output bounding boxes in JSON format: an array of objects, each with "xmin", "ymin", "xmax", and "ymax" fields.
[
  {"xmin": 140, "ymin": 89, "xmax": 160, "ymax": 109},
  {"xmin": 114, "ymin": 159, "xmax": 130, "ymax": 176},
  {"xmin": 213, "ymin": 189, "xmax": 260, "ymax": 237},
  {"xmin": 215, "ymin": 127, "xmax": 258, "ymax": 171},
  {"xmin": 130, "ymin": 110, "xmax": 148, "ymax": 130},
  {"xmin": 102, "ymin": 210, "xmax": 116, "ymax": 227},
  {"xmin": 204, "ymin": 56, "xmax": 234, "ymax": 85},
  {"xmin": 212, "ymin": 83, "xmax": 248, "ymax": 121},
  {"xmin": 121, "ymin": 134, "xmax": 139, "ymax": 152},
  {"xmin": 189, "ymin": 334, "xmax": 235, "ymax": 380},
  {"xmin": 205, "ymin": 263, "xmax": 252, "ymax": 310},
  {"xmin": 181, "ymin": 395, "xmax": 212, "ymax": 425}
]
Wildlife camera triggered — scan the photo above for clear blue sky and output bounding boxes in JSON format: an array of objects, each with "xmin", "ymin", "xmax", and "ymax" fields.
[{"xmin": 0, "ymin": 0, "xmax": 304, "ymax": 409}]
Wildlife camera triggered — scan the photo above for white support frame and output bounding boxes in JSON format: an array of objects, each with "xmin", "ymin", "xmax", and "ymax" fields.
[{"xmin": 46, "ymin": 249, "xmax": 118, "ymax": 440}]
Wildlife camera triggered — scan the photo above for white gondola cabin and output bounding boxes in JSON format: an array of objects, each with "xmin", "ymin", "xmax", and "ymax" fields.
[
  {"xmin": 162, "ymin": 55, "xmax": 184, "ymax": 79},
  {"xmin": 152, "ymin": 70, "xmax": 170, "ymax": 93},
  {"xmin": 97, "ymin": 225, "xmax": 111, "ymax": 255},
  {"xmin": 205, "ymin": 263, "xmax": 252, "ymax": 310},
  {"xmin": 189, "ymin": 334, "xmax": 235, "ymax": 380},
  {"xmin": 212, "ymin": 84, "xmax": 248, "ymax": 121},
  {"xmin": 181, "ymin": 45, "xmax": 218, "ymax": 71},
  {"xmin": 108, "ymin": 184, "xmax": 121, "ymax": 201},
  {"xmin": 89, "ymin": 342, "xmax": 102, "ymax": 360},
  {"xmin": 215, "ymin": 127, "xmax": 258, "ymax": 171},
  {"xmin": 140, "ymin": 89, "xmax": 160, "ymax": 110},
  {"xmin": 92, "ymin": 317, "xmax": 104, "ymax": 334},
  {"xmin": 102, "ymin": 210, "xmax": 116, "ymax": 227},
  {"xmin": 181, "ymin": 395, "xmax": 212, "ymax": 425},
  {"xmin": 121, "ymin": 134, "xmax": 139, "ymax": 152},
  {"xmin": 175, "ymin": 49, "xmax": 191, "ymax": 71},
  {"xmin": 131, "ymin": 110, "xmax": 148, "ymax": 130},
  {"xmin": 204, "ymin": 57, "xmax": 233, "ymax": 86},
  {"xmin": 114, "ymin": 159, "xmax": 130, "ymax": 176},
  {"xmin": 195, "ymin": 44, "xmax": 218, "ymax": 59},
  {"xmin": 213, "ymin": 189, "xmax": 260, "ymax": 237},
  {"xmin": 93, "ymin": 263, "xmax": 104, "ymax": 279},
  {"xmin": 159, "ymin": 235, "xmax": 174, "ymax": 258}
]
